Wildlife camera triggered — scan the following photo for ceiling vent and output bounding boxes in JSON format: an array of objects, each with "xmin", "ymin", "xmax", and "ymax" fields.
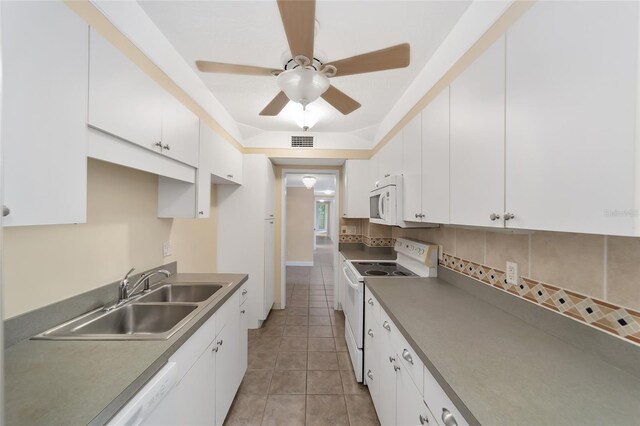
[{"xmin": 291, "ymin": 136, "xmax": 314, "ymax": 148}]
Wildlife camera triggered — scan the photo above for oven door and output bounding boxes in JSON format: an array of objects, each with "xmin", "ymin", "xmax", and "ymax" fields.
[
  {"xmin": 342, "ymin": 263, "xmax": 364, "ymax": 348},
  {"xmin": 369, "ymin": 188, "xmax": 387, "ymax": 225}
]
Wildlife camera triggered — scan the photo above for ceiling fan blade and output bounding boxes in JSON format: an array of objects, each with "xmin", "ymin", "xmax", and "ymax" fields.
[
  {"xmin": 277, "ymin": 0, "xmax": 315, "ymax": 61},
  {"xmin": 326, "ymin": 43, "xmax": 410, "ymax": 77},
  {"xmin": 260, "ymin": 91, "xmax": 290, "ymax": 116},
  {"xmin": 196, "ymin": 60, "xmax": 281, "ymax": 76},
  {"xmin": 321, "ymin": 85, "xmax": 361, "ymax": 115}
]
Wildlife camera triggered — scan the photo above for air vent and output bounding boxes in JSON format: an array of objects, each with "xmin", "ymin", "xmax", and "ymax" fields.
[{"xmin": 291, "ymin": 136, "xmax": 314, "ymax": 148}]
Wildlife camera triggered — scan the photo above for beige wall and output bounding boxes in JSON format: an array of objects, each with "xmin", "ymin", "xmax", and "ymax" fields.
[
  {"xmin": 3, "ymin": 159, "xmax": 217, "ymax": 319},
  {"xmin": 285, "ymin": 187, "xmax": 314, "ymax": 263}
]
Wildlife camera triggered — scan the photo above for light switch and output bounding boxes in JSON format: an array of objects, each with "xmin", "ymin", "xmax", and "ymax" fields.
[{"xmin": 162, "ymin": 240, "xmax": 173, "ymax": 257}]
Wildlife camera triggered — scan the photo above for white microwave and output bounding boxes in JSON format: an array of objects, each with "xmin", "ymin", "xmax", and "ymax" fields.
[{"xmin": 370, "ymin": 175, "xmax": 402, "ymax": 226}]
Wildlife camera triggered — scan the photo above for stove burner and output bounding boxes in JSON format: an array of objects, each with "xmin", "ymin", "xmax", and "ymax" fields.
[
  {"xmin": 356, "ymin": 262, "xmax": 374, "ymax": 266},
  {"xmin": 392, "ymin": 271, "xmax": 409, "ymax": 276},
  {"xmin": 365, "ymin": 270, "xmax": 389, "ymax": 276},
  {"xmin": 378, "ymin": 262, "xmax": 397, "ymax": 267}
]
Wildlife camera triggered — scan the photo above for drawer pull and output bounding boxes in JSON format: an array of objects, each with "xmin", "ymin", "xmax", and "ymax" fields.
[
  {"xmin": 217, "ymin": 339, "xmax": 224, "ymax": 346},
  {"xmin": 393, "ymin": 364, "xmax": 400, "ymax": 372},
  {"xmin": 367, "ymin": 370, "xmax": 373, "ymax": 380},
  {"xmin": 242, "ymin": 289, "xmax": 248, "ymax": 295},
  {"xmin": 419, "ymin": 414, "xmax": 429, "ymax": 425},
  {"xmin": 388, "ymin": 356, "xmax": 395, "ymax": 363},
  {"xmin": 212, "ymin": 346, "xmax": 219, "ymax": 352},
  {"xmin": 367, "ymin": 329, "xmax": 374, "ymax": 337},
  {"xmin": 442, "ymin": 409, "xmax": 458, "ymax": 426},
  {"xmin": 402, "ymin": 349, "xmax": 413, "ymax": 364},
  {"xmin": 241, "ymin": 309, "xmax": 246, "ymax": 314},
  {"xmin": 367, "ymin": 298, "xmax": 374, "ymax": 306},
  {"xmin": 382, "ymin": 321, "xmax": 391, "ymax": 331}
]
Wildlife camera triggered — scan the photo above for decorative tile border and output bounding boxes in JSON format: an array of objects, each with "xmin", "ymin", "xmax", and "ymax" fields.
[
  {"xmin": 440, "ymin": 253, "xmax": 640, "ymax": 345},
  {"xmin": 339, "ymin": 234, "xmax": 395, "ymax": 247}
]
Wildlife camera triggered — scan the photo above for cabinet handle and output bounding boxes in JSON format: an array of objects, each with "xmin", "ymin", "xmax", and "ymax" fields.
[
  {"xmin": 269, "ymin": 214, "xmax": 274, "ymax": 217},
  {"xmin": 153, "ymin": 141, "xmax": 163, "ymax": 150},
  {"xmin": 402, "ymin": 349, "xmax": 413, "ymax": 364},
  {"xmin": 367, "ymin": 298, "xmax": 374, "ymax": 306},
  {"xmin": 393, "ymin": 364, "xmax": 401, "ymax": 372},
  {"xmin": 212, "ymin": 346, "xmax": 219, "ymax": 352},
  {"xmin": 367, "ymin": 370, "xmax": 373, "ymax": 380},
  {"xmin": 269, "ymin": 221, "xmax": 274, "ymax": 224},
  {"xmin": 415, "ymin": 213, "xmax": 419, "ymax": 219},
  {"xmin": 420, "ymin": 213, "xmax": 426, "ymax": 219},
  {"xmin": 382, "ymin": 321, "xmax": 391, "ymax": 331},
  {"xmin": 441, "ymin": 409, "xmax": 458, "ymax": 426},
  {"xmin": 241, "ymin": 309, "xmax": 246, "ymax": 314},
  {"xmin": 419, "ymin": 414, "xmax": 429, "ymax": 425},
  {"xmin": 227, "ymin": 174, "xmax": 233, "ymax": 179},
  {"xmin": 217, "ymin": 339, "xmax": 224, "ymax": 346},
  {"xmin": 242, "ymin": 289, "xmax": 248, "ymax": 295},
  {"xmin": 504, "ymin": 212, "xmax": 515, "ymax": 221},
  {"xmin": 2, "ymin": 205, "xmax": 10, "ymax": 217},
  {"xmin": 384, "ymin": 174, "xmax": 390, "ymax": 178},
  {"xmin": 162, "ymin": 144, "xmax": 170, "ymax": 151},
  {"xmin": 198, "ymin": 211, "xmax": 204, "ymax": 215},
  {"xmin": 367, "ymin": 329, "xmax": 374, "ymax": 337},
  {"xmin": 490, "ymin": 213, "xmax": 500, "ymax": 221},
  {"xmin": 388, "ymin": 356, "xmax": 396, "ymax": 363}
]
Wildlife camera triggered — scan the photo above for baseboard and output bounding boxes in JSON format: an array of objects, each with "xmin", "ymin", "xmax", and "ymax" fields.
[{"xmin": 286, "ymin": 261, "xmax": 314, "ymax": 267}]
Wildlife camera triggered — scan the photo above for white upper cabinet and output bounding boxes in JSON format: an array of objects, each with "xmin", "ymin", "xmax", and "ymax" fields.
[
  {"xmin": 88, "ymin": 29, "xmax": 199, "ymax": 167},
  {"xmin": 208, "ymin": 128, "xmax": 243, "ymax": 185},
  {"xmin": 378, "ymin": 132, "xmax": 404, "ymax": 180},
  {"xmin": 450, "ymin": 35, "xmax": 506, "ymax": 228},
  {"xmin": 505, "ymin": 1, "xmax": 640, "ymax": 235},
  {"xmin": 421, "ymin": 87, "xmax": 450, "ymax": 224},
  {"xmin": 2, "ymin": 1, "xmax": 88, "ymax": 226},
  {"xmin": 369, "ymin": 154, "xmax": 380, "ymax": 188},
  {"xmin": 402, "ymin": 114, "xmax": 423, "ymax": 222},
  {"xmin": 342, "ymin": 160, "xmax": 371, "ymax": 218}
]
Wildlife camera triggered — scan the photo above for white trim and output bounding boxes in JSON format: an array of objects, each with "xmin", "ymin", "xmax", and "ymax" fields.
[{"xmin": 286, "ymin": 261, "xmax": 314, "ymax": 267}]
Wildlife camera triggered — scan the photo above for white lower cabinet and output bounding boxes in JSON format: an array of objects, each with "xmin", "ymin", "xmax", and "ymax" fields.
[
  {"xmin": 365, "ymin": 286, "xmax": 468, "ymax": 426},
  {"xmin": 109, "ymin": 288, "xmax": 247, "ymax": 426}
]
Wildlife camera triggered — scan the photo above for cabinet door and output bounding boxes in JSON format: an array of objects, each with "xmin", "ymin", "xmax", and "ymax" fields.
[
  {"xmin": 370, "ymin": 154, "xmax": 380, "ymax": 188},
  {"xmin": 163, "ymin": 343, "xmax": 216, "ymax": 426},
  {"xmin": 344, "ymin": 160, "xmax": 371, "ymax": 218},
  {"xmin": 265, "ymin": 159, "xmax": 276, "ymax": 219},
  {"xmin": 397, "ymin": 365, "xmax": 435, "ymax": 426},
  {"xmin": 239, "ymin": 303, "xmax": 249, "ymax": 382},
  {"xmin": 364, "ymin": 298, "xmax": 381, "ymax": 415},
  {"xmin": 378, "ymin": 336, "xmax": 397, "ymax": 425},
  {"xmin": 215, "ymin": 316, "xmax": 240, "ymax": 426},
  {"xmin": 211, "ymin": 132, "xmax": 243, "ymax": 184},
  {"xmin": 379, "ymin": 132, "xmax": 404, "ymax": 179},
  {"xmin": 421, "ymin": 87, "xmax": 450, "ymax": 224},
  {"xmin": 505, "ymin": 1, "xmax": 639, "ymax": 235},
  {"xmin": 161, "ymin": 95, "xmax": 199, "ymax": 167},
  {"xmin": 403, "ymin": 115, "xmax": 422, "ymax": 222},
  {"xmin": 2, "ymin": 1, "xmax": 88, "ymax": 226},
  {"xmin": 89, "ymin": 29, "xmax": 164, "ymax": 152},
  {"xmin": 264, "ymin": 219, "xmax": 276, "ymax": 318},
  {"xmin": 450, "ymin": 35, "xmax": 505, "ymax": 228}
]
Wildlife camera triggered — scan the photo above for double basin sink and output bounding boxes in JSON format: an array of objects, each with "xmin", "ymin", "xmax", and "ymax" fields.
[{"xmin": 33, "ymin": 283, "xmax": 227, "ymax": 341}]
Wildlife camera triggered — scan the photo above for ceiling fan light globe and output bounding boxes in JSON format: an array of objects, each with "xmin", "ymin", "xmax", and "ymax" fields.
[{"xmin": 277, "ymin": 68, "xmax": 330, "ymax": 106}]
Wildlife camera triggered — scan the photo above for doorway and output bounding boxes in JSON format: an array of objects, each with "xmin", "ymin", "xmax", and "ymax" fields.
[{"xmin": 281, "ymin": 170, "xmax": 339, "ymax": 310}]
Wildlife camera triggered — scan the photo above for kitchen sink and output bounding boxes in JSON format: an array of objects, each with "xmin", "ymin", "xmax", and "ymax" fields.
[{"xmin": 137, "ymin": 284, "xmax": 223, "ymax": 304}]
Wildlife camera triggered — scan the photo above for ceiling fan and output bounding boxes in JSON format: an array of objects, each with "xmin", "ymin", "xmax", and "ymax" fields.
[{"xmin": 195, "ymin": 0, "xmax": 410, "ymax": 117}]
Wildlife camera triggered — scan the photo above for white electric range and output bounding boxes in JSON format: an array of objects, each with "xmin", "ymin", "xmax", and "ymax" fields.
[{"xmin": 341, "ymin": 238, "xmax": 439, "ymax": 382}]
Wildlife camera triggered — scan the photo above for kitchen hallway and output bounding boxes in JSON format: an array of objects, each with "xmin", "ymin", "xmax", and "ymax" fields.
[{"xmin": 224, "ymin": 237, "xmax": 379, "ymax": 425}]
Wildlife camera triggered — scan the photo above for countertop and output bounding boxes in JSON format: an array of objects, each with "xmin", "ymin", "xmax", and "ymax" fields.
[
  {"xmin": 365, "ymin": 277, "xmax": 640, "ymax": 425},
  {"xmin": 4, "ymin": 273, "xmax": 248, "ymax": 426},
  {"xmin": 339, "ymin": 245, "xmax": 396, "ymax": 261}
]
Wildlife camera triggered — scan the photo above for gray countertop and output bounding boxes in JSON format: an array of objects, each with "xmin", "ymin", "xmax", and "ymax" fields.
[
  {"xmin": 365, "ymin": 277, "xmax": 640, "ymax": 426},
  {"xmin": 4, "ymin": 273, "xmax": 248, "ymax": 426},
  {"xmin": 339, "ymin": 246, "xmax": 396, "ymax": 261}
]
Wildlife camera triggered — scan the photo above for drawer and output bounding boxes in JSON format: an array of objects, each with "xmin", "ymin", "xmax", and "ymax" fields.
[
  {"xmin": 239, "ymin": 284, "xmax": 248, "ymax": 306},
  {"xmin": 170, "ymin": 312, "xmax": 216, "ymax": 382},
  {"xmin": 423, "ymin": 365, "xmax": 469, "ymax": 426},
  {"xmin": 364, "ymin": 287, "xmax": 381, "ymax": 325},
  {"xmin": 381, "ymin": 308, "xmax": 424, "ymax": 394},
  {"xmin": 215, "ymin": 290, "xmax": 239, "ymax": 336}
]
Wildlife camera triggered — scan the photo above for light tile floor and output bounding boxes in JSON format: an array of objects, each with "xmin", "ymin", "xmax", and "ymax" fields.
[{"xmin": 225, "ymin": 237, "xmax": 380, "ymax": 426}]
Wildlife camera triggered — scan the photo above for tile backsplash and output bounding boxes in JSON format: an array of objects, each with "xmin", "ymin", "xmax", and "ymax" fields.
[{"xmin": 340, "ymin": 219, "xmax": 640, "ymax": 344}]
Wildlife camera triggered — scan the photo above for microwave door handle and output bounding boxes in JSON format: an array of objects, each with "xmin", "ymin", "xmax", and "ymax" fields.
[{"xmin": 379, "ymin": 194, "xmax": 386, "ymax": 220}]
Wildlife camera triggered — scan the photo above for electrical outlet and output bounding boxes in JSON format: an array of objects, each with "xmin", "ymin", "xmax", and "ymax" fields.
[
  {"xmin": 162, "ymin": 240, "xmax": 173, "ymax": 257},
  {"xmin": 506, "ymin": 261, "xmax": 518, "ymax": 285},
  {"xmin": 341, "ymin": 226, "xmax": 356, "ymax": 235}
]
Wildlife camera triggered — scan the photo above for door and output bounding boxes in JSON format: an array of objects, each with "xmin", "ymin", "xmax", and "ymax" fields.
[
  {"xmin": 421, "ymin": 87, "xmax": 450, "ymax": 224},
  {"xmin": 379, "ymin": 133, "xmax": 403, "ymax": 180},
  {"xmin": 450, "ymin": 35, "xmax": 505, "ymax": 228},
  {"xmin": 505, "ymin": 1, "xmax": 639, "ymax": 235},
  {"xmin": 264, "ymin": 219, "xmax": 275, "ymax": 318},
  {"xmin": 161, "ymin": 94, "xmax": 199, "ymax": 167},
  {"xmin": 403, "ymin": 114, "xmax": 422, "ymax": 222},
  {"xmin": 378, "ymin": 354, "xmax": 398, "ymax": 426},
  {"xmin": 396, "ymin": 365, "xmax": 435, "ymax": 426}
]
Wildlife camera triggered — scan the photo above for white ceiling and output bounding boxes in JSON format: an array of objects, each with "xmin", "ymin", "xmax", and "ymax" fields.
[
  {"xmin": 286, "ymin": 173, "xmax": 336, "ymax": 195},
  {"xmin": 139, "ymin": 1, "xmax": 470, "ymax": 135}
]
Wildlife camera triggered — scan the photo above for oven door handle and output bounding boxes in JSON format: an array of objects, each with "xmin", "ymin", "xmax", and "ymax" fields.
[{"xmin": 343, "ymin": 266, "xmax": 361, "ymax": 292}]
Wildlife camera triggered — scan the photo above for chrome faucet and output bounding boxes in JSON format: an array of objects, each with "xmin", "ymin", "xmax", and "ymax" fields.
[{"xmin": 110, "ymin": 267, "xmax": 172, "ymax": 310}]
